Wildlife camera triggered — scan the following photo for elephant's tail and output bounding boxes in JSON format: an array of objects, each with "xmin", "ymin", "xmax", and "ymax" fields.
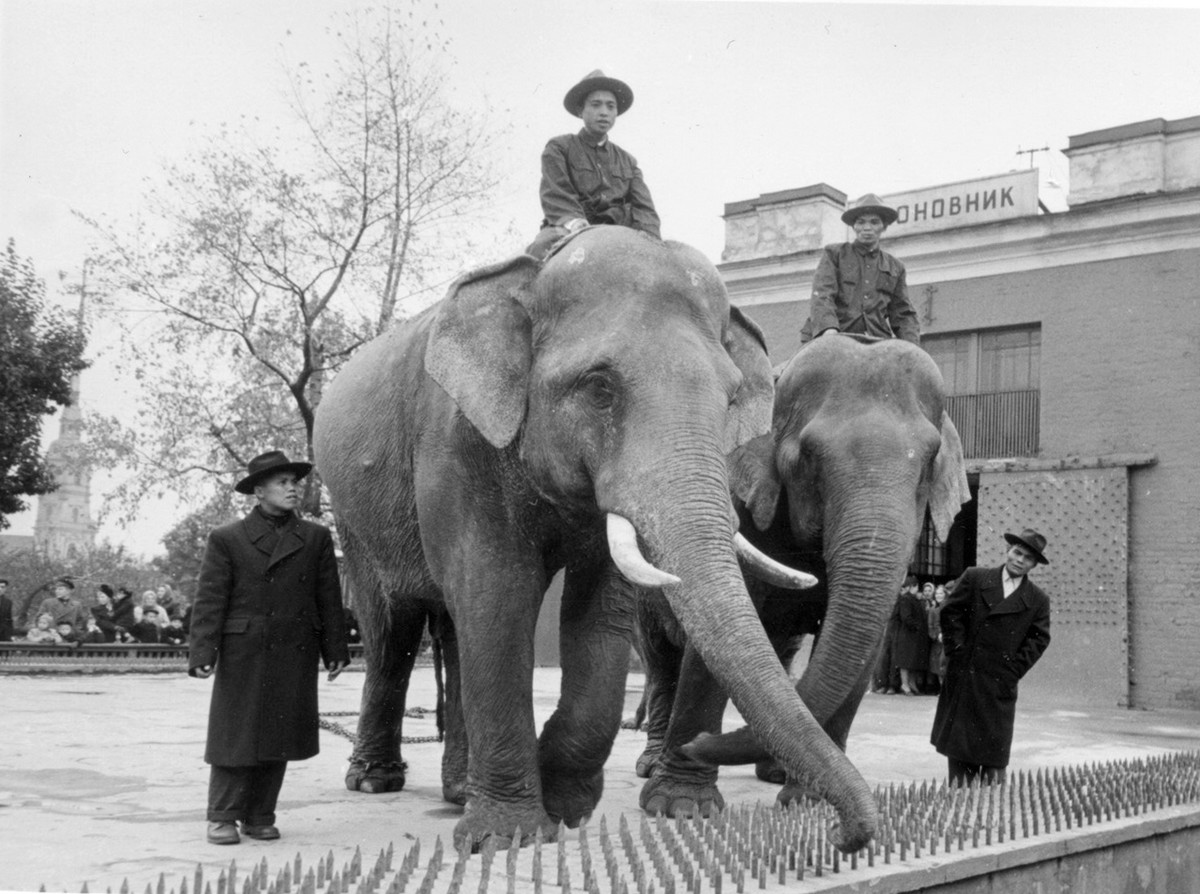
[{"xmin": 433, "ymin": 627, "xmax": 446, "ymax": 742}]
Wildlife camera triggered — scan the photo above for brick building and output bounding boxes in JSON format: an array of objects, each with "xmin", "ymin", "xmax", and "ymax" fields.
[{"xmin": 717, "ymin": 115, "xmax": 1200, "ymax": 713}]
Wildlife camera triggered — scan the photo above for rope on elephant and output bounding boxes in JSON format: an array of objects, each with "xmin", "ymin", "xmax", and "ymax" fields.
[{"xmin": 319, "ymin": 706, "xmax": 442, "ymax": 745}]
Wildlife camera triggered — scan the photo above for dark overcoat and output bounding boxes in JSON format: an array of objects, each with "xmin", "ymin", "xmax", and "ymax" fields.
[
  {"xmin": 188, "ymin": 509, "xmax": 349, "ymax": 766},
  {"xmin": 930, "ymin": 566, "xmax": 1050, "ymax": 767},
  {"xmin": 892, "ymin": 590, "xmax": 930, "ymax": 671}
]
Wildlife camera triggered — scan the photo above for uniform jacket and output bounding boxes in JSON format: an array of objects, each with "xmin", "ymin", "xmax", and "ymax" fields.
[
  {"xmin": 930, "ymin": 566, "xmax": 1051, "ymax": 767},
  {"xmin": 188, "ymin": 508, "xmax": 349, "ymax": 766},
  {"xmin": 539, "ymin": 130, "xmax": 660, "ymax": 237},
  {"xmin": 801, "ymin": 242, "xmax": 920, "ymax": 343}
]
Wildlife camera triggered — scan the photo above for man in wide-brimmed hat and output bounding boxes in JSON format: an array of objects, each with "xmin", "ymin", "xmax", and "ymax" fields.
[
  {"xmin": 800, "ymin": 193, "xmax": 920, "ymax": 344},
  {"xmin": 188, "ymin": 450, "xmax": 349, "ymax": 845},
  {"xmin": 931, "ymin": 528, "xmax": 1052, "ymax": 785},
  {"xmin": 526, "ymin": 69, "xmax": 661, "ymax": 259}
]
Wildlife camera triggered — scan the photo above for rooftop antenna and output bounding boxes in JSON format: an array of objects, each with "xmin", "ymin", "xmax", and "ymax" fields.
[{"xmin": 1016, "ymin": 145, "xmax": 1050, "ymax": 169}]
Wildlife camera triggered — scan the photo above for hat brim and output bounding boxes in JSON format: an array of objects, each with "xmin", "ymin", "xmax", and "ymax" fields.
[
  {"xmin": 842, "ymin": 204, "xmax": 898, "ymax": 226},
  {"xmin": 564, "ymin": 77, "xmax": 633, "ymax": 117},
  {"xmin": 235, "ymin": 462, "xmax": 313, "ymax": 495},
  {"xmin": 1003, "ymin": 532, "xmax": 1049, "ymax": 564}
]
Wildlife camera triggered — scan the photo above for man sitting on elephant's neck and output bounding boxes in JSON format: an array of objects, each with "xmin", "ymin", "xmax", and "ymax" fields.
[
  {"xmin": 526, "ymin": 70, "xmax": 661, "ymax": 260},
  {"xmin": 800, "ymin": 194, "xmax": 920, "ymax": 345}
]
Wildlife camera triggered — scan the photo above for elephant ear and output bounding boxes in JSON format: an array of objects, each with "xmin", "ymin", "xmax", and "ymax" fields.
[
  {"xmin": 723, "ymin": 305, "xmax": 775, "ymax": 453},
  {"xmin": 928, "ymin": 412, "xmax": 972, "ymax": 542},
  {"xmin": 728, "ymin": 433, "xmax": 781, "ymax": 532},
  {"xmin": 425, "ymin": 255, "xmax": 539, "ymax": 448}
]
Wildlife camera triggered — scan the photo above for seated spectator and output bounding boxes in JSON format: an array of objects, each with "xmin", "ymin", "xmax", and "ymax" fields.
[
  {"xmin": 79, "ymin": 616, "xmax": 108, "ymax": 644},
  {"xmin": 0, "ymin": 578, "xmax": 14, "ymax": 642},
  {"xmin": 141, "ymin": 590, "xmax": 170, "ymax": 627},
  {"xmin": 130, "ymin": 607, "xmax": 164, "ymax": 643},
  {"xmin": 161, "ymin": 616, "xmax": 188, "ymax": 645},
  {"xmin": 111, "ymin": 583, "xmax": 137, "ymax": 638},
  {"xmin": 91, "ymin": 584, "xmax": 119, "ymax": 643},
  {"xmin": 56, "ymin": 621, "xmax": 83, "ymax": 645},
  {"xmin": 37, "ymin": 578, "xmax": 89, "ymax": 633},
  {"xmin": 156, "ymin": 583, "xmax": 180, "ymax": 620},
  {"xmin": 25, "ymin": 612, "xmax": 63, "ymax": 643}
]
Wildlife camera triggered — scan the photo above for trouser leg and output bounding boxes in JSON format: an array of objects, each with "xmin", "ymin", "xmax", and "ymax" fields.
[
  {"xmin": 208, "ymin": 762, "xmax": 288, "ymax": 824},
  {"xmin": 245, "ymin": 761, "xmax": 288, "ymax": 826}
]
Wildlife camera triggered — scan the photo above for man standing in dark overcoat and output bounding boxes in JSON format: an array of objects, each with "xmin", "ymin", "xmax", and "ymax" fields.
[
  {"xmin": 931, "ymin": 528, "xmax": 1052, "ymax": 786},
  {"xmin": 189, "ymin": 450, "xmax": 350, "ymax": 845}
]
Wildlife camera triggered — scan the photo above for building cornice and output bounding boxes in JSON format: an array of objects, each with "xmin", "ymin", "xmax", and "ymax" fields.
[{"xmin": 722, "ymin": 189, "xmax": 1200, "ymax": 306}]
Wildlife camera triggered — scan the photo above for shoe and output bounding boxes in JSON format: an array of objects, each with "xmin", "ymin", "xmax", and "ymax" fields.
[
  {"xmin": 241, "ymin": 823, "xmax": 281, "ymax": 840},
  {"xmin": 901, "ymin": 687, "xmax": 917, "ymax": 696},
  {"xmin": 207, "ymin": 822, "xmax": 240, "ymax": 845}
]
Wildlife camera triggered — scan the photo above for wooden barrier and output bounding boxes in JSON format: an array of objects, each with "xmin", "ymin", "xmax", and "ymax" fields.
[{"xmin": 0, "ymin": 641, "xmax": 368, "ymax": 673}]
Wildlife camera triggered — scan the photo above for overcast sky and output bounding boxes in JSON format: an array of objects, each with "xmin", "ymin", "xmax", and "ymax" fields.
[{"xmin": 3, "ymin": 0, "xmax": 1199, "ymax": 554}]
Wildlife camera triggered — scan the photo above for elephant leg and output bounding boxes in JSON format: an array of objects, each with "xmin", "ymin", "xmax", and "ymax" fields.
[
  {"xmin": 450, "ymin": 565, "xmax": 556, "ymax": 852},
  {"xmin": 639, "ymin": 642, "xmax": 727, "ymax": 818},
  {"xmin": 434, "ymin": 612, "xmax": 468, "ymax": 805},
  {"xmin": 347, "ymin": 591, "xmax": 430, "ymax": 794},
  {"xmin": 634, "ymin": 603, "xmax": 683, "ymax": 778},
  {"xmin": 539, "ymin": 564, "xmax": 635, "ymax": 826}
]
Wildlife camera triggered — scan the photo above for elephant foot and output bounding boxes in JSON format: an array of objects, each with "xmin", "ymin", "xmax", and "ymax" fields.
[
  {"xmin": 755, "ymin": 757, "xmax": 786, "ymax": 785},
  {"xmin": 635, "ymin": 737, "xmax": 664, "ymax": 779},
  {"xmin": 454, "ymin": 797, "xmax": 557, "ymax": 854},
  {"xmin": 639, "ymin": 751, "xmax": 723, "ymax": 818},
  {"xmin": 542, "ymin": 768, "xmax": 604, "ymax": 828},
  {"xmin": 345, "ymin": 758, "xmax": 407, "ymax": 794}
]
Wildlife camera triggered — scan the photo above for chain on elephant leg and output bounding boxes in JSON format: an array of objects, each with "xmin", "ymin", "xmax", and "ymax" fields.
[{"xmin": 345, "ymin": 754, "xmax": 408, "ymax": 793}]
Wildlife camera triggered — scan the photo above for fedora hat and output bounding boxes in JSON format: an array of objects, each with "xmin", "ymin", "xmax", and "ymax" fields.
[
  {"xmin": 841, "ymin": 193, "xmax": 898, "ymax": 226},
  {"xmin": 563, "ymin": 70, "xmax": 634, "ymax": 117},
  {"xmin": 1003, "ymin": 528, "xmax": 1050, "ymax": 565},
  {"xmin": 235, "ymin": 450, "xmax": 313, "ymax": 495}
]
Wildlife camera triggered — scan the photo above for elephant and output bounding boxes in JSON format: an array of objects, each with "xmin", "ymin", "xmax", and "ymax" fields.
[
  {"xmin": 312, "ymin": 227, "xmax": 878, "ymax": 853},
  {"xmin": 636, "ymin": 332, "xmax": 971, "ymax": 814}
]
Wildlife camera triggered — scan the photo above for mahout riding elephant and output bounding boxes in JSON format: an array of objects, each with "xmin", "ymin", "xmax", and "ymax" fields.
[
  {"xmin": 312, "ymin": 227, "xmax": 878, "ymax": 853},
  {"xmin": 637, "ymin": 332, "xmax": 971, "ymax": 814}
]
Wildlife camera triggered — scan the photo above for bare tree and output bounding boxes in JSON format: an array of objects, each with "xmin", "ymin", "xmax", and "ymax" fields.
[{"xmin": 82, "ymin": 6, "xmax": 507, "ymax": 518}]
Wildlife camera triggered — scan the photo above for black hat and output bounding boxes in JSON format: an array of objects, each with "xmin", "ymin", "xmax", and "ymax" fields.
[
  {"xmin": 98, "ymin": 584, "xmax": 114, "ymax": 597},
  {"xmin": 841, "ymin": 193, "xmax": 898, "ymax": 226},
  {"xmin": 55, "ymin": 577, "xmax": 76, "ymax": 590},
  {"xmin": 563, "ymin": 70, "xmax": 634, "ymax": 117},
  {"xmin": 1004, "ymin": 528, "xmax": 1050, "ymax": 565},
  {"xmin": 235, "ymin": 450, "xmax": 313, "ymax": 495}
]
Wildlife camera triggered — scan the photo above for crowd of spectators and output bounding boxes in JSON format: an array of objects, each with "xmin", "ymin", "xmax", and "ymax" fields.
[
  {"xmin": 873, "ymin": 574, "xmax": 954, "ymax": 696},
  {"xmin": 0, "ymin": 577, "xmax": 193, "ymax": 646}
]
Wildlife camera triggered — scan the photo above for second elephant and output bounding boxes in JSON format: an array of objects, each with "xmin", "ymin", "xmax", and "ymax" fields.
[{"xmin": 639, "ymin": 333, "xmax": 971, "ymax": 813}]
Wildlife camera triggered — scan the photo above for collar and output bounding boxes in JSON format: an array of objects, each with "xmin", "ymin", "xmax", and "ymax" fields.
[
  {"xmin": 576, "ymin": 128, "xmax": 609, "ymax": 150},
  {"xmin": 852, "ymin": 241, "xmax": 880, "ymax": 257},
  {"xmin": 255, "ymin": 505, "xmax": 293, "ymax": 528}
]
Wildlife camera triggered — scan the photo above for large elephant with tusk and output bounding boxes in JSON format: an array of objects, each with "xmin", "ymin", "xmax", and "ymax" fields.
[
  {"xmin": 313, "ymin": 227, "xmax": 878, "ymax": 853},
  {"xmin": 639, "ymin": 333, "xmax": 971, "ymax": 814}
]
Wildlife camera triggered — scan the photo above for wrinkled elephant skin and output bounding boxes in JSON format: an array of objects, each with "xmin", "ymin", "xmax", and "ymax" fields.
[
  {"xmin": 644, "ymin": 333, "xmax": 970, "ymax": 810},
  {"xmin": 313, "ymin": 229, "xmax": 880, "ymax": 853}
]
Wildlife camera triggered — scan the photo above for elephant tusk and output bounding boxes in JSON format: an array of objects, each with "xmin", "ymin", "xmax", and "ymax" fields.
[
  {"xmin": 606, "ymin": 513, "xmax": 682, "ymax": 588},
  {"xmin": 735, "ymin": 533, "xmax": 819, "ymax": 589}
]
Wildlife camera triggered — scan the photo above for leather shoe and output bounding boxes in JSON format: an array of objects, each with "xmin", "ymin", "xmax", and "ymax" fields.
[
  {"xmin": 241, "ymin": 823, "xmax": 280, "ymax": 840},
  {"xmin": 207, "ymin": 822, "xmax": 240, "ymax": 845}
]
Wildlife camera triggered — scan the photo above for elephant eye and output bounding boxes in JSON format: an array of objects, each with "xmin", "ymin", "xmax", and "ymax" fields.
[{"xmin": 578, "ymin": 369, "xmax": 617, "ymax": 409}]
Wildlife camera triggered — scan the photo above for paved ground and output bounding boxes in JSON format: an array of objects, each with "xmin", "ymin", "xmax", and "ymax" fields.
[{"xmin": 2, "ymin": 668, "xmax": 1199, "ymax": 894}]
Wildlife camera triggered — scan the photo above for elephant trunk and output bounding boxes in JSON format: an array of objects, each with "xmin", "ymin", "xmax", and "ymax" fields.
[
  {"xmin": 681, "ymin": 485, "xmax": 916, "ymax": 765},
  {"xmin": 625, "ymin": 441, "xmax": 877, "ymax": 852}
]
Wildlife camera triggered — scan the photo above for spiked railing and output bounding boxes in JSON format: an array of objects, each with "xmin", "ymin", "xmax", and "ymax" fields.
[{"xmin": 59, "ymin": 750, "xmax": 1200, "ymax": 894}]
